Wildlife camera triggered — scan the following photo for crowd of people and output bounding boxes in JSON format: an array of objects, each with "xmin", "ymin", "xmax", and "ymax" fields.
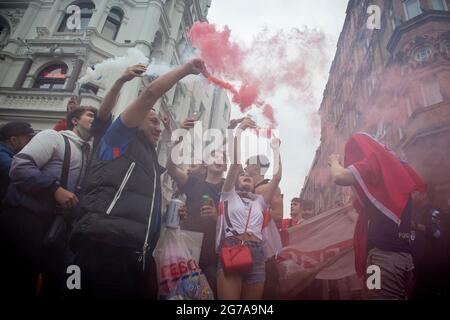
[{"xmin": 0, "ymin": 59, "xmax": 448, "ymax": 300}]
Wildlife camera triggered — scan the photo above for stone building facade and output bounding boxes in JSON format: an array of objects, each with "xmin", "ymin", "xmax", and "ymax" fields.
[
  {"xmin": 0, "ymin": 0, "xmax": 230, "ymax": 130},
  {"xmin": 0, "ymin": 0, "xmax": 231, "ymax": 203},
  {"xmin": 301, "ymin": 0, "xmax": 450, "ymax": 216}
]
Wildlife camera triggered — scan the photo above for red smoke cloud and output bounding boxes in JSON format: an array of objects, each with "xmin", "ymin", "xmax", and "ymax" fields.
[
  {"xmin": 188, "ymin": 23, "xmax": 243, "ymax": 76},
  {"xmin": 188, "ymin": 22, "xmax": 328, "ymax": 128},
  {"xmin": 234, "ymin": 82, "xmax": 260, "ymax": 113}
]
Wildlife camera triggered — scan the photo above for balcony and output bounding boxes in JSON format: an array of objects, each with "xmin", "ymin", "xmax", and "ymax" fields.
[
  {"xmin": 0, "ymin": 88, "xmax": 70, "ymax": 112},
  {"xmin": 387, "ymin": 10, "xmax": 450, "ymax": 54}
]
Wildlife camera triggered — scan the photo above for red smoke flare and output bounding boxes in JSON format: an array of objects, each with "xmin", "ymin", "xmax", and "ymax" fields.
[
  {"xmin": 189, "ymin": 22, "xmax": 328, "ymax": 129},
  {"xmin": 204, "ymin": 74, "xmax": 239, "ymax": 96}
]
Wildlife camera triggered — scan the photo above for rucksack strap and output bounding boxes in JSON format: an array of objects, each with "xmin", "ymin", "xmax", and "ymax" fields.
[{"xmin": 60, "ymin": 135, "xmax": 71, "ymax": 189}]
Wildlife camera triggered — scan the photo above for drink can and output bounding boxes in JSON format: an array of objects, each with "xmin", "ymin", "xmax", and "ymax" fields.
[
  {"xmin": 201, "ymin": 194, "xmax": 211, "ymax": 206},
  {"xmin": 165, "ymin": 199, "xmax": 183, "ymax": 229}
]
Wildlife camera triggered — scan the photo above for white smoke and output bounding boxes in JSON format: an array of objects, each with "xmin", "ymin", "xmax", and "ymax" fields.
[
  {"xmin": 78, "ymin": 48, "xmax": 150, "ymax": 85},
  {"xmin": 144, "ymin": 60, "xmax": 172, "ymax": 77},
  {"xmin": 78, "ymin": 47, "xmax": 201, "ymax": 85}
]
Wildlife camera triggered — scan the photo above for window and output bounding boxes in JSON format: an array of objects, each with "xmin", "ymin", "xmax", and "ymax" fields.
[
  {"xmin": 188, "ymin": 97, "xmax": 196, "ymax": 117},
  {"xmin": 0, "ymin": 16, "xmax": 10, "ymax": 48},
  {"xmin": 79, "ymin": 83, "xmax": 99, "ymax": 95},
  {"xmin": 367, "ymin": 77, "xmax": 376, "ymax": 97},
  {"xmin": 443, "ymin": 41, "xmax": 450, "ymax": 56},
  {"xmin": 421, "ymin": 77, "xmax": 443, "ymax": 107},
  {"xmin": 223, "ymin": 103, "xmax": 229, "ymax": 119},
  {"xmin": 58, "ymin": 1, "xmax": 95, "ymax": 32},
  {"xmin": 404, "ymin": 0, "xmax": 421, "ymax": 20},
  {"xmin": 389, "ymin": 9, "xmax": 397, "ymax": 30},
  {"xmin": 432, "ymin": 0, "xmax": 448, "ymax": 10},
  {"xmin": 405, "ymin": 97, "xmax": 413, "ymax": 116},
  {"xmin": 376, "ymin": 121, "xmax": 386, "ymax": 140},
  {"xmin": 33, "ymin": 64, "xmax": 68, "ymax": 89},
  {"xmin": 364, "ymin": 38, "xmax": 370, "ymax": 52},
  {"xmin": 172, "ymin": 84, "xmax": 182, "ymax": 106},
  {"xmin": 398, "ymin": 127, "xmax": 404, "ymax": 140},
  {"xmin": 153, "ymin": 32, "xmax": 163, "ymax": 49},
  {"xmin": 414, "ymin": 46, "xmax": 432, "ymax": 61},
  {"xmin": 165, "ymin": 0, "xmax": 173, "ymax": 16},
  {"xmin": 101, "ymin": 8, "xmax": 123, "ymax": 40},
  {"xmin": 198, "ymin": 103, "xmax": 206, "ymax": 120},
  {"xmin": 190, "ymin": 4, "xmax": 195, "ymax": 19},
  {"xmin": 353, "ymin": 112, "xmax": 358, "ymax": 128}
]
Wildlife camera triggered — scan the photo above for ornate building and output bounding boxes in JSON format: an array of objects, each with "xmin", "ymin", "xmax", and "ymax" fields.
[
  {"xmin": 301, "ymin": 0, "xmax": 450, "ymax": 216},
  {"xmin": 0, "ymin": 0, "xmax": 231, "ymax": 203},
  {"xmin": 0, "ymin": 0, "xmax": 230, "ymax": 130}
]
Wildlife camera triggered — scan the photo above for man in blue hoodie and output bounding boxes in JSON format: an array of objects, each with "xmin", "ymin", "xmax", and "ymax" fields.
[
  {"xmin": 0, "ymin": 106, "xmax": 96, "ymax": 298},
  {"xmin": 0, "ymin": 121, "xmax": 35, "ymax": 203}
]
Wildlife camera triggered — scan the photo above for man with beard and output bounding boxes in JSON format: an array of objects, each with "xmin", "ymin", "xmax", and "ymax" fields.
[{"xmin": 70, "ymin": 59, "xmax": 205, "ymax": 299}]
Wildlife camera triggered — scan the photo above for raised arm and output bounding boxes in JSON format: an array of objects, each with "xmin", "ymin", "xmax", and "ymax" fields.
[
  {"xmin": 256, "ymin": 183, "xmax": 283, "ymax": 221},
  {"xmin": 121, "ymin": 59, "xmax": 205, "ymax": 128},
  {"xmin": 261, "ymin": 137, "xmax": 282, "ymax": 205},
  {"xmin": 166, "ymin": 118, "xmax": 196, "ymax": 188},
  {"xmin": 328, "ymin": 154, "xmax": 356, "ymax": 186},
  {"xmin": 97, "ymin": 64, "xmax": 147, "ymax": 121},
  {"xmin": 223, "ymin": 117, "xmax": 256, "ymax": 192}
]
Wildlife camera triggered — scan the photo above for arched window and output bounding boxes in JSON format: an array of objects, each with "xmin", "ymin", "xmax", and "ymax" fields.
[
  {"xmin": 0, "ymin": 16, "xmax": 11, "ymax": 48},
  {"xmin": 33, "ymin": 64, "xmax": 68, "ymax": 89},
  {"xmin": 58, "ymin": 1, "xmax": 95, "ymax": 32},
  {"xmin": 101, "ymin": 7, "xmax": 123, "ymax": 40}
]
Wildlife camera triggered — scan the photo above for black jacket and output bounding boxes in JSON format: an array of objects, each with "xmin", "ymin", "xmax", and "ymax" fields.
[{"xmin": 70, "ymin": 132, "xmax": 165, "ymax": 255}]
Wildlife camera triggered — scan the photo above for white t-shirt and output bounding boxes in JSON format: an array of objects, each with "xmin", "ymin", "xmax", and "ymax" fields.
[{"xmin": 219, "ymin": 187, "xmax": 269, "ymax": 241}]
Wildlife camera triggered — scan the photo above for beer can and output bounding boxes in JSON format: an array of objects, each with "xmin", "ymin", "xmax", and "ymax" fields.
[
  {"xmin": 201, "ymin": 194, "xmax": 211, "ymax": 206},
  {"xmin": 165, "ymin": 199, "xmax": 183, "ymax": 229}
]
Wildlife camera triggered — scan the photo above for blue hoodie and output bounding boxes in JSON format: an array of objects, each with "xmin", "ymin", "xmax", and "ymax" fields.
[{"xmin": 0, "ymin": 142, "xmax": 14, "ymax": 201}]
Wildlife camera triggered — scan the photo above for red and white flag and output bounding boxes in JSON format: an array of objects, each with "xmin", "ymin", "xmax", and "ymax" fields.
[{"xmin": 276, "ymin": 204, "xmax": 358, "ymax": 298}]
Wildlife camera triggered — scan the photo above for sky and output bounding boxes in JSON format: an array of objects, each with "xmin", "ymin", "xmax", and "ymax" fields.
[{"xmin": 207, "ymin": 0, "xmax": 348, "ymax": 217}]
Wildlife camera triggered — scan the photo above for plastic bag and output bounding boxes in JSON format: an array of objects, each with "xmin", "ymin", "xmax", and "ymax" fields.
[{"xmin": 152, "ymin": 228, "xmax": 214, "ymax": 300}]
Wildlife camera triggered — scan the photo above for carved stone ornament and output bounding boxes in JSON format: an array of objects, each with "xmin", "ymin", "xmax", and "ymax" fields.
[
  {"xmin": 0, "ymin": 8, "xmax": 26, "ymax": 33},
  {"xmin": 395, "ymin": 34, "xmax": 443, "ymax": 69},
  {"xmin": 36, "ymin": 27, "xmax": 49, "ymax": 38}
]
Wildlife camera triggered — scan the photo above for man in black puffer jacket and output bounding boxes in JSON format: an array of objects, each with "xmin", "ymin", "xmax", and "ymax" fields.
[{"xmin": 70, "ymin": 59, "xmax": 206, "ymax": 299}]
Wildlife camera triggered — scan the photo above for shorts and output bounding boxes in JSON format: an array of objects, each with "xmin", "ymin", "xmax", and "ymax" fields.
[
  {"xmin": 366, "ymin": 248, "xmax": 414, "ymax": 300},
  {"xmin": 217, "ymin": 237, "xmax": 266, "ymax": 285}
]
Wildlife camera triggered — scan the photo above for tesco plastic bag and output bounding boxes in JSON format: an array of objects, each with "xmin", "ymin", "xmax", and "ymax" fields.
[{"xmin": 152, "ymin": 228, "xmax": 214, "ymax": 300}]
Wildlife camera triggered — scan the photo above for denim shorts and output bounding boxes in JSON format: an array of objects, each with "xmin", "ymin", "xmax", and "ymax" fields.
[{"xmin": 217, "ymin": 237, "xmax": 266, "ymax": 285}]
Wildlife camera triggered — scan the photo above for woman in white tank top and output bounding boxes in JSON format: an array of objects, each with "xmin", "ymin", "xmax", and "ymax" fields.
[{"xmin": 216, "ymin": 118, "xmax": 282, "ymax": 300}]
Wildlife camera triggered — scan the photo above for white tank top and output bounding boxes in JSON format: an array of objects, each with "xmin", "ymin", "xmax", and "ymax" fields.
[{"xmin": 219, "ymin": 187, "xmax": 269, "ymax": 240}]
